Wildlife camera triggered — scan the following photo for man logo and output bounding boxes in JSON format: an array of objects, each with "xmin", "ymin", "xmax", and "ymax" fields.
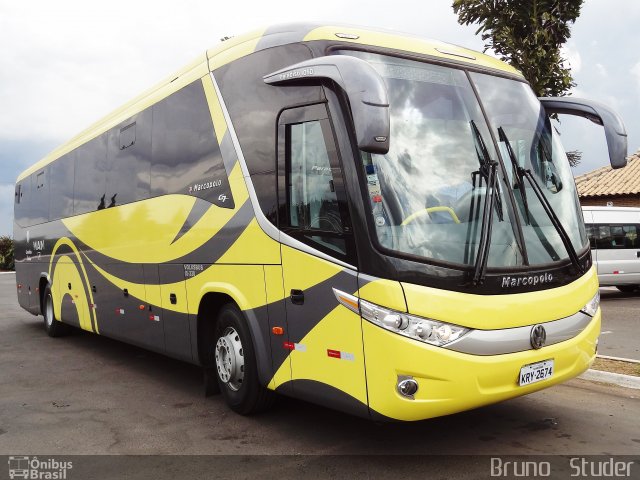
[{"xmin": 530, "ymin": 324, "xmax": 547, "ymax": 349}]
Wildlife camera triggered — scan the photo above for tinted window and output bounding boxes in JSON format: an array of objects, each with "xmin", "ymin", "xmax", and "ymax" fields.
[
  {"xmin": 106, "ymin": 110, "xmax": 152, "ymax": 206},
  {"xmin": 30, "ymin": 168, "xmax": 49, "ymax": 225},
  {"xmin": 151, "ymin": 80, "xmax": 233, "ymax": 208},
  {"xmin": 74, "ymin": 134, "xmax": 108, "ymax": 214},
  {"xmin": 590, "ymin": 224, "xmax": 640, "ymax": 249},
  {"xmin": 14, "ymin": 177, "xmax": 31, "ymax": 227},
  {"xmin": 49, "ymin": 153, "xmax": 75, "ymax": 220},
  {"xmin": 288, "ymin": 121, "xmax": 342, "ymax": 233},
  {"xmin": 284, "ymin": 118, "xmax": 348, "ymax": 258}
]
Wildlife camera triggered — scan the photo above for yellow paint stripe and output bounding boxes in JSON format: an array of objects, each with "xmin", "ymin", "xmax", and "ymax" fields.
[
  {"xmin": 49, "ymin": 237, "xmax": 98, "ymax": 333},
  {"xmin": 207, "ymin": 27, "xmax": 267, "ymax": 71},
  {"xmin": 303, "ymin": 26, "xmax": 521, "ymax": 77}
]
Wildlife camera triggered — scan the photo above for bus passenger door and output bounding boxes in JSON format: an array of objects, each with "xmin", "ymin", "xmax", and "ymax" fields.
[{"xmin": 277, "ymin": 104, "xmax": 368, "ymax": 417}]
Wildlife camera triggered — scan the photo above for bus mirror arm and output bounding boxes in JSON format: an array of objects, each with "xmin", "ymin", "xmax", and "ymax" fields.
[
  {"xmin": 264, "ymin": 56, "xmax": 390, "ymax": 154},
  {"xmin": 539, "ymin": 97, "xmax": 628, "ymax": 169}
]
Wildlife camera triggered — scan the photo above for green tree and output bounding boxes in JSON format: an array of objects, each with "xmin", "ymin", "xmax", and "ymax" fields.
[
  {"xmin": 453, "ymin": 0, "xmax": 584, "ymax": 166},
  {"xmin": 0, "ymin": 236, "xmax": 15, "ymax": 271},
  {"xmin": 453, "ymin": 0, "xmax": 583, "ymax": 97}
]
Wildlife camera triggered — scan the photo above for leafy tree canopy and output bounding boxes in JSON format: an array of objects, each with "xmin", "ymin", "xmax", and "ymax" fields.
[{"xmin": 453, "ymin": 0, "xmax": 583, "ymax": 97}]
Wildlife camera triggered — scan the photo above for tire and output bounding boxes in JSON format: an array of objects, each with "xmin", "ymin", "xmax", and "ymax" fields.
[
  {"xmin": 213, "ymin": 303, "xmax": 274, "ymax": 415},
  {"xmin": 616, "ymin": 285, "xmax": 639, "ymax": 293},
  {"xmin": 42, "ymin": 285, "xmax": 70, "ymax": 337}
]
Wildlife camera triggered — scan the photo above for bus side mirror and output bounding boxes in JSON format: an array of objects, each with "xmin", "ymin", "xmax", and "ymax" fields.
[
  {"xmin": 539, "ymin": 97, "xmax": 628, "ymax": 169},
  {"xmin": 264, "ymin": 55, "xmax": 390, "ymax": 154}
]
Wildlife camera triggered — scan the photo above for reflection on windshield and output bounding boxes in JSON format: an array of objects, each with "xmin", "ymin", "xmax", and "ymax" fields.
[
  {"xmin": 340, "ymin": 51, "xmax": 587, "ymax": 270},
  {"xmin": 349, "ymin": 52, "xmax": 523, "ymax": 267},
  {"xmin": 470, "ymin": 73, "xmax": 588, "ymax": 264}
]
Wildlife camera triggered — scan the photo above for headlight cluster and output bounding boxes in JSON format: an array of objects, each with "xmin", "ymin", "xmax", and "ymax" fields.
[
  {"xmin": 581, "ymin": 291, "xmax": 600, "ymax": 317},
  {"xmin": 359, "ymin": 299, "xmax": 469, "ymax": 347}
]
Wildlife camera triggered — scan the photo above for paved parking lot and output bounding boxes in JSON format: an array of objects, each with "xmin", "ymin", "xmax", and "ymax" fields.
[
  {"xmin": 0, "ymin": 272, "xmax": 638, "ymax": 462},
  {"xmin": 599, "ymin": 286, "xmax": 640, "ymax": 360}
]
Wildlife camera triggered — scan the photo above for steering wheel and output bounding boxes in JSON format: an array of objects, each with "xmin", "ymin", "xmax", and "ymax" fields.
[{"xmin": 401, "ymin": 206, "xmax": 461, "ymax": 226}]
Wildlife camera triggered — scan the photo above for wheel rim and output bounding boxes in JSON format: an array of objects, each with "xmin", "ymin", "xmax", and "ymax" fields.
[
  {"xmin": 215, "ymin": 326, "xmax": 244, "ymax": 391},
  {"xmin": 45, "ymin": 293, "xmax": 54, "ymax": 327}
]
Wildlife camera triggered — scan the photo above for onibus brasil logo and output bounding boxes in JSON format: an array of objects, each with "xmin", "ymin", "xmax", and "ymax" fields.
[{"xmin": 8, "ymin": 456, "xmax": 73, "ymax": 479}]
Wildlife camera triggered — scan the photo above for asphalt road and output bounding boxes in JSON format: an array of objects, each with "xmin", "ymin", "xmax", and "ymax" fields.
[
  {"xmin": 0, "ymin": 272, "xmax": 638, "ymax": 473},
  {"xmin": 599, "ymin": 286, "xmax": 640, "ymax": 360}
]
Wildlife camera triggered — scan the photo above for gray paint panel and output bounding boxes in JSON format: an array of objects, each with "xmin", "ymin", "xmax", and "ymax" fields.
[
  {"xmin": 254, "ymin": 23, "xmax": 321, "ymax": 52},
  {"xmin": 159, "ymin": 264, "xmax": 192, "ymax": 363}
]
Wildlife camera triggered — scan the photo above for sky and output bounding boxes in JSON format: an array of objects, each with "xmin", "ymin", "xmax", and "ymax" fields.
[{"xmin": 1, "ymin": 0, "xmax": 639, "ymax": 237}]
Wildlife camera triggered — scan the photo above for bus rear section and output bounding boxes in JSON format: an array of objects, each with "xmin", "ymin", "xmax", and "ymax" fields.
[{"xmin": 13, "ymin": 24, "xmax": 627, "ymax": 421}]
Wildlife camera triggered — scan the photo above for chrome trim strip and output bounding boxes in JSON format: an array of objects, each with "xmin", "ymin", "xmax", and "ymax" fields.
[
  {"xmin": 332, "ymin": 288, "xmax": 360, "ymax": 314},
  {"xmin": 445, "ymin": 311, "xmax": 594, "ymax": 356},
  {"xmin": 209, "ymin": 72, "xmax": 357, "ymax": 271}
]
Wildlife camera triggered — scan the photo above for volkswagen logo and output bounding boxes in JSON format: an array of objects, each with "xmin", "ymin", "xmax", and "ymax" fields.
[{"xmin": 530, "ymin": 324, "xmax": 547, "ymax": 349}]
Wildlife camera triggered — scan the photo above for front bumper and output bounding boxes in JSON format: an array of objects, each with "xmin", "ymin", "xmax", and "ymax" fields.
[{"xmin": 363, "ymin": 309, "xmax": 600, "ymax": 421}]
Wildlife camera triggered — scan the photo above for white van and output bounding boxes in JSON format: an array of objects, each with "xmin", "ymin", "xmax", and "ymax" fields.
[{"xmin": 582, "ymin": 206, "xmax": 640, "ymax": 292}]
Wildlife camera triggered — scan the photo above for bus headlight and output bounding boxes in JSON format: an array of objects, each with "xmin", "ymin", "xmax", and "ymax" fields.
[
  {"xmin": 360, "ymin": 299, "xmax": 470, "ymax": 347},
  {"xmin": 581, "ymin": 291, "xmax": 600, "ymax": 317}
]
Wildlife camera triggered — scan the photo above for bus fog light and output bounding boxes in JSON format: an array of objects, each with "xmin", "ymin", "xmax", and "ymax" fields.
[{"xmin": 397, "ymin": 377, "xmax": 418, "ymax": 398}]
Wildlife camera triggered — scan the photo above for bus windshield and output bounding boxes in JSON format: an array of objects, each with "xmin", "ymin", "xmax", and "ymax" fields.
[{"xmin": 341, "ymin": 51, "xmax": 587, "ymax": 270}]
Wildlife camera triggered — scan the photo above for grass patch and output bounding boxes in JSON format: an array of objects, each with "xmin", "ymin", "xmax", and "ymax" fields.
[{"xmin": 592, "ymin": 357, "xmax": 640, "ymax": 377}]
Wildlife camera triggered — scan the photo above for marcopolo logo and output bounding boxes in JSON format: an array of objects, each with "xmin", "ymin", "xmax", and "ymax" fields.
[
  {"xmin": 279, "ymin": 67, "xmax": 315, "ymax": 81},
  {"xmin": 501, "ymin": 272, "xmax": 554, "ymax": 289},
  {"xmin": 8, "ymin": 456, "xmax": 73, "ymax": 479}
]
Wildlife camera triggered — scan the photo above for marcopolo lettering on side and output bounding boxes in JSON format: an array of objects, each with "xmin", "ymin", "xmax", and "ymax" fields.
[{"xmin": 279, "ymin": 67, "xmax": 315, "ymax": 81}]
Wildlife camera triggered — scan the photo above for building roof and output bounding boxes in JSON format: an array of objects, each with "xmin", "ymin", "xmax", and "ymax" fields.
[{"xmin": 575, "ymin": 151, "xmax": 640, "ymax": 197}]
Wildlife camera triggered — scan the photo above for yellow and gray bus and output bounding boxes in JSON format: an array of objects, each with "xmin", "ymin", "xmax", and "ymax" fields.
[{"xmin": 13, "ymin": 24, "xmax": 628, "ymax": 421}]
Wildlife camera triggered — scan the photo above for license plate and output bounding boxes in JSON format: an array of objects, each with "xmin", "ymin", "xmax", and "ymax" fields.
[{"xmin": 519, "ymin": 359, "xmax": 554, "ymax": 386}]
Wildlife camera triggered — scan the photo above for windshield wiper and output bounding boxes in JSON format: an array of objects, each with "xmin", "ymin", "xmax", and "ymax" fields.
[
  {"xmin": 471, "ymin": 159, "xmax": 498, "ymax": 285},
  {"xmin": 498, "ymin": 127, "xmax": 584, "ymax": 274},
  {"xmin": 498, "ymin": 127, "xmax": 530, "ymax": 224},
  {"xmin": 471, "ymin": 121, "xmax": 503, "ymax": 221},
  {"xmin": 467, "ymin": 121, "xmax": 503, "ymax": 284}
]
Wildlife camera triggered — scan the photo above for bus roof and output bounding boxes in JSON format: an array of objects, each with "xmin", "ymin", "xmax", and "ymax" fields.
[{"xmin": 17, "ymin": 23, "xmax": 523, "ymax": 182}]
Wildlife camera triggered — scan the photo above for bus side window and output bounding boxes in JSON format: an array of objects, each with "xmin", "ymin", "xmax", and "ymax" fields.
[
  {"xmin": 610, "ymin": 225, "xmax": 625, "ymax": 248},
  {"xmin": 74, "ymin": 134, "xmax": 108, "ymax": 214},
  {"xmin": 595, "ymin": 225, "xmax": 611, "ymax": 250},
  {"xmin": 107, "ymin": 111, "xmax": 151, "ymax": 206},
  {"xmin": 49, "ymin": 153, "xmax": 75, "ymax": 221},
  {"xmin": 278, "ymin": 104, "xmax": 356, "ymax": 264},
  {"xmin": 150, "ymin": 80, "xmax": 233, "ymax": 208},
  {"xmin": 30, "ymin": 169, "xmax": 49, "ymax": 225},
  {"xmin": 288, "ymin": 121, "xmax": 343, "ymax": 235},
  {"xmin": 585, "ymin": 224, "xmax": 596, "ymax": 249},
  {"xmin": 14, "ymin": 179, "xmax": 30, "ymax": 227},
  {"xmin": 623, "ymin": 224, "xmax": 638, "ymax": 248}
]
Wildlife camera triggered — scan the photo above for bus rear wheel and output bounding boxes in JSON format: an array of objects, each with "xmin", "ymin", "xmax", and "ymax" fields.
[
  {"xmin": 42, "ymin": 285, "xmax": 70, "ymax": 337},
  {"xmin": 213, "ymin": 303, "xmax": 273, "ymax": 415}
]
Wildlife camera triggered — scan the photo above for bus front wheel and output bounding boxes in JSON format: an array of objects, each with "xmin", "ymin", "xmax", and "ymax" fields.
[{"xmin": 213, "ymin": 303, "xmax": 273, "ymax": 415}]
